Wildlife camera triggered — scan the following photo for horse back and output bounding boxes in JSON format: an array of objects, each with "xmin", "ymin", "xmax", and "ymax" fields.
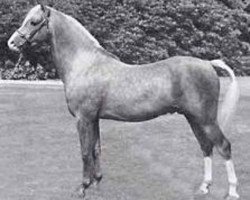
[{"xmin": 100, "ymin": 56, "xmax": 219, "ymax": 122}]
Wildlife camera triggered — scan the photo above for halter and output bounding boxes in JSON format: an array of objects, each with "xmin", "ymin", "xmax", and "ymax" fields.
[{"xmin": 16, "ymin": 14, "xmax": 49, "ymax": 45}]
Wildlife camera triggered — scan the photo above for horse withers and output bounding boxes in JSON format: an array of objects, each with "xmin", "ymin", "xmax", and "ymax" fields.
[{"xmin": 8, "ymin": 5, "xmax": 240, "ymax": 199}]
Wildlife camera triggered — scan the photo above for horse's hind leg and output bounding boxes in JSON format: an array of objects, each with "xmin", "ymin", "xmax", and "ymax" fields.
[
  {"xmin": 203, "ymin": 124, "xmax": 239, "ymax": 199},
  {"xmin": 185, "ymin": 116, "xmax": 214, "ymax": 195},
  {"xmin": 186, "ymin": 115, "xmax": 239, "ymax": 198},
  {"xmin": 187, "ymin": 115, "xmax": 239, "ymax": 199}
]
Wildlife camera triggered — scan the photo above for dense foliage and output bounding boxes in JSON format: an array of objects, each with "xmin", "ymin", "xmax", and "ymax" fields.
[{"xmin": 1, "ymin": 0, "xmax": 250, "ymax": 79}]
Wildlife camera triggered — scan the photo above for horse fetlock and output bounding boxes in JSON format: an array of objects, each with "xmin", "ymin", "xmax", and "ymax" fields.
[
  {"xmin": 199, "ymin": 180, "xmax": 212, "ymax": 194},
  {"xmin": 82, "ymin": 177, "xmax": 92, "ymax": 188},
  {"xmin": 93, "ymin": 174, "xmax": 103, "ymax": 186},
  {"xmin": 94, "ymin": 171, "xmax": 103, "ymax": 182}
]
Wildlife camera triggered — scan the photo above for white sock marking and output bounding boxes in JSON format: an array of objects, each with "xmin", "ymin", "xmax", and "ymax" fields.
[
  {"xmin": 225, "ymin": 160, "xmax": 239, "ymax": 198},
  {"xmin": 199, "ymin": 157, "xmax": 212, "ymax": 194}
]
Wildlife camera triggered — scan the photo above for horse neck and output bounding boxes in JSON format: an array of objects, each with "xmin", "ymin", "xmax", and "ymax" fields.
[{"xmin": 49, "ymin": 9, "xmax": 102, "ymax": 82}]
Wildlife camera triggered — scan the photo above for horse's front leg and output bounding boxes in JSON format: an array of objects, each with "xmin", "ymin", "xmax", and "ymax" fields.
[
  {"xmin": 93, "ymin": 120, "xmax": 102, "ymax": 184},
  {"xmin": 76, "ymin": 116, "xmax": 97, "ymax": 197}
]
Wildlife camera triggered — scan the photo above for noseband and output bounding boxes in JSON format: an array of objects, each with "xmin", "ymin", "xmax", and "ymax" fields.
[{"xmin": 16, "ymin": 15, "xmax": 49, "ymax": 45}]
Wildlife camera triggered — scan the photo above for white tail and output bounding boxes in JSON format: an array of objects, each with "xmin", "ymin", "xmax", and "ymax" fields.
[{"xmin": 210, "ymin": 60, "xmax": 239, "ymax": 131}]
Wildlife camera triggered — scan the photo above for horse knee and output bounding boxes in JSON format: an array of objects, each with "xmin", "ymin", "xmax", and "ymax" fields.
[{"xmin": 216, "ymin": 138, "xmax": 231, "ymax": 160}]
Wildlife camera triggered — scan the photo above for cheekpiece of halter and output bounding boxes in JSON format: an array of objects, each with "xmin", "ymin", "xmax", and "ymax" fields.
[{"xmin": 16, "ymin": 11, "xmax": 49, "ymax": 45}]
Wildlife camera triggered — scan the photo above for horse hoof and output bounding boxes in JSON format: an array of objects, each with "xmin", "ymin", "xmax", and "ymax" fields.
[
  {"xmin": 193, "ymin": 189, "xmax": 209, "ymax": 200},
  {"xmin": 195, "ymin": 188, "xmax": 209, "ymax": 195},
  {"xmin": 71, "ymin": 184, "xmax": 86, "ymax": 199},
  {"xmin": 224, "ymin": 194, "xmax": 240, "ymax": 200}
]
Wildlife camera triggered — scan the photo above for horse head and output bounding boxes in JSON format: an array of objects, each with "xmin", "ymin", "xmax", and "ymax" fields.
[{"xmin": 8, "ymin": 4, "xmax": 51, "ymax": 52}]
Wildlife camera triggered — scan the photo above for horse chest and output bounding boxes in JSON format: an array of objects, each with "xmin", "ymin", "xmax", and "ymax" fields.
[{"xmin": 65, "ymin": 80, "xmax": 106, "ymax": 116}]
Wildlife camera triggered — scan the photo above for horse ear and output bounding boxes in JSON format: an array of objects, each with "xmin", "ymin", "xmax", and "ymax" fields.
[
  {"xmin": 46, "ymin": 8, "xmax": 51, "ymax": 18},
  {"xmin": 40, "ymin": 4, "xmax": 45, "ymax": 12},
  {"xmin": 40, "ymin": 4, "xmax": 50, "ymax": 17},
  {"xmin": 44, "ymin": 8, "xmax": 50, "ymax": 18}
]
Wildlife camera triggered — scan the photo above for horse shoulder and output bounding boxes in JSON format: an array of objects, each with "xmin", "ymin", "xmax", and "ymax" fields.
[{"xmin": 65, "ymin": 73, "xmax": 108, "ymax": 117}]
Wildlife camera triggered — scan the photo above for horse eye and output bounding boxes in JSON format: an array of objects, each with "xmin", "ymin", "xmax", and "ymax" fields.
[{"xmin": 30, "ymin": 21, "xmax": 38, "ymax": 26}]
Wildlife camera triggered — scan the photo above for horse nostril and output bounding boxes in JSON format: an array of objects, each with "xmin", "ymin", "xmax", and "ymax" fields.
[
  {"xmin": 8, "ymin": 40, "xmax": 13, "ymax": 46},
  {"xmin": 8, "ymin": 40, "xmax": 19, "ymax": 52}
]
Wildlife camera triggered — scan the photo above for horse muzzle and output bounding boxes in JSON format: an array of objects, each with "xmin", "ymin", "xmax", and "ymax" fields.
[{"xmin": 8, "ymin": 31, "xmax": 26, "ymax": 52}]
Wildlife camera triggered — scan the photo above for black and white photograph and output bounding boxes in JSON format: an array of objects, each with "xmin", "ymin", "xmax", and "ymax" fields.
[{"xmin": 0, "ymin": 0, "xmax": 249, "ymax": 199}]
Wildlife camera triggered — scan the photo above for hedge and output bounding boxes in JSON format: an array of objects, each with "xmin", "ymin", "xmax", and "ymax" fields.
[{"xmin": 1, "ymin": 0, "xmax": 250, "ymax": 79}]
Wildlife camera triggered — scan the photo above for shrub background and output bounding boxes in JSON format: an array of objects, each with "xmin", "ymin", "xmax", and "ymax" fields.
[{"xmin": 1, "ymin": 0, "xmax": 250, "ymax": 79}]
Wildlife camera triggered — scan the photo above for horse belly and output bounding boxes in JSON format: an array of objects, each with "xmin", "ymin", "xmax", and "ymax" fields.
[{"xmin": 100, "ymin": 83, "xmax": 176, "ymax": 122}]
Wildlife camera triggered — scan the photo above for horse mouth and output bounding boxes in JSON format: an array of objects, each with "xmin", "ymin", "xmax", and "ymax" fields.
[
  {"xmin": 9, "ymin": 44, "xmax": 21, "ymax": 52},
  {"xmin": 8, "ymin": 31, "xmax": 26, "ymax": 52},
  {"xmin": 8, "ymin": 39, "xmax": 21, "ymax": 52}
]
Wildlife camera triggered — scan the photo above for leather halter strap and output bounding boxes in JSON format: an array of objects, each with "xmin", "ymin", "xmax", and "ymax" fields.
[{"xmin": 16, "ymin": 16, "xmax": 49, "ymax": 44}]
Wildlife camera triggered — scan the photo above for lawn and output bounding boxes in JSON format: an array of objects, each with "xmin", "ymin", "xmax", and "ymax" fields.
[{"xmin": 0, "ymin": 78, "xmax": 249, "ymax": 200}]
